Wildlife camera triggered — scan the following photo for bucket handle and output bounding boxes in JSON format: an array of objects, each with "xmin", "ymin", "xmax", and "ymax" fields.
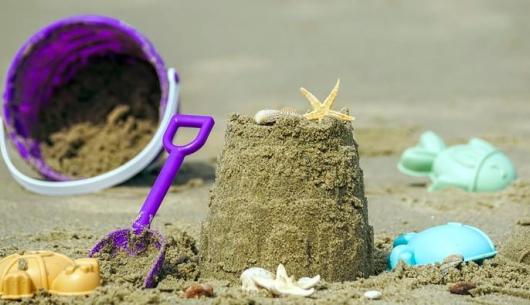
[{"xmin": 0, "ymin": 68, "xmax": 180, "ymax": 196}]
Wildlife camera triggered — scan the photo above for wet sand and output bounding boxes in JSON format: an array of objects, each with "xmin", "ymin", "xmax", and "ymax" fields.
[{"xmin": 1, "ymin": 1, "xmax": 530, "ymax": 304}]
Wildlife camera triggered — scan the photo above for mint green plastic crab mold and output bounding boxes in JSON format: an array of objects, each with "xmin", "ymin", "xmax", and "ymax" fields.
[{"xmin": 398, "ymin": 131, "xmax": 516, "ymax": 192}]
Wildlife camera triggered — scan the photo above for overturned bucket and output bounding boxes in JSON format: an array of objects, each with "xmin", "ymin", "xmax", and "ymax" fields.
[{"xmin": 1, "ymin": 15, "xmax": 180, "ymax": 195}]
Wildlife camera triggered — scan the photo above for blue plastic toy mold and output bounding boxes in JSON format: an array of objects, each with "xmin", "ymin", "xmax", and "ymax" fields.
[{"xmin": 389, "ymin": 222, "xmax": 497, "ymax": 270}]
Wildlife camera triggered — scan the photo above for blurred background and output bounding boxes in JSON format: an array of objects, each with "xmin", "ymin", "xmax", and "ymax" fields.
[{"xmin": 2, "ymin": 0, "xmax": 529, "ymax": 136}]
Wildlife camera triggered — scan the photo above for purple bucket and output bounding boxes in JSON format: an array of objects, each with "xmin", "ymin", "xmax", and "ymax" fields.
[{"xmin": 2, "ymin": 15, "xmax": 171, "ymax": 181}]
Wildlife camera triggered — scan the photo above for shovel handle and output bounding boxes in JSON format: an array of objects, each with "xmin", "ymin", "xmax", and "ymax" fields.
[
  {"xmin": 132, "ymin": 114, "xmax": 214, "ymax": 233},
  {"xmin": 163, "ymin": 114, "xmax": 215, "ymax": 156}
]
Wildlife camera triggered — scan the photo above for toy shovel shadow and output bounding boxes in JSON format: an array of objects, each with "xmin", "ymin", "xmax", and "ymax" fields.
[{"xmin": 89, "ymin": 114, "xmax": 214, "ymax": 288}]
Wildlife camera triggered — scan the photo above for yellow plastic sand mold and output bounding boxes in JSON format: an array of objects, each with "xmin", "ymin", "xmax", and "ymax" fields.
[{"xmin": 0, "ymin": 251, "xmax": 100, "ymax": 299}]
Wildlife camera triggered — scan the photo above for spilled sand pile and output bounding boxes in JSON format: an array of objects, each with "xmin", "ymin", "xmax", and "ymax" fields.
[
  {"xmin": 96, "ymin": 237, "xmax": 161, "ymax": 288},
  {"xmin": 34, "ymin": 55, "xmax": 160, "ymax": 178},
  {"xmin": 95, "ymin": 227, "xmax": 200, "ymax": 288},
  {"xmin": 0, "ymin": 226, "xmax": 201, "ymax": 305},
  {"xmin": 201, "ymin": 114, "xmax": 373, "ymax": 281}
]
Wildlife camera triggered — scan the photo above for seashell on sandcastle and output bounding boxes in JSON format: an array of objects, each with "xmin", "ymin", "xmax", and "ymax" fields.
[{"xmin": 200, "ymin": 80, "xmax": 374, "ymax": 282}]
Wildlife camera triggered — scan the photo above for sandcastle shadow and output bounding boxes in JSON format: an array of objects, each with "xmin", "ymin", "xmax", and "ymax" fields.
[
  {"xmin": 123, "ymin": 160, "xmax": 216, "ymax": 188},
  {"xmin": 372, "ymin": 246, "xmax": 391, "ymax": 275}
]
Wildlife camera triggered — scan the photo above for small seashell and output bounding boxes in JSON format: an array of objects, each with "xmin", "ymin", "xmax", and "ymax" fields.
[
  {"xmin": 253, "ymin": 264, "xmax": 318, "ymax": 297},
  {"xmin": 442, "ymin": 254, "xmax": 464, "ymax": 264},
  {"xmin": 296, "ymin": 275, "xmax": 321, "ymax": 290},
  {"xmin": 440, "ymin": 254, "xmax": 464, "ymax": 275},
  {"xmin": 254, "ymin": 109, "xmax": 282, "ymax": 125},
  {"xmin": 254, "ymin": 108, "xmax": 301, "ymax": 125},
  {"xmin": 364, "ymin": 290, "xmax": 382, "ymax": 300},
  {"xmin": 279, "ymin": 107, "xmax": 299, "ymax": 115},
  {"xmin": 240, "ymin": 265, "xmax": 319, "ymax": 297},
  {"xmin": 240, "ymin": 267, "xmax": 274, "ymax": 291},
  {"xmin": 448, "ymin": 281, "xmax": 475, "ymax": 295},
  {"xmin": 183, "ymin": 283, "xmax": 214, "ymax": 298},
  {"xmin": 441, "ymin": 254, "xmax": 464, "ymax": 270}
]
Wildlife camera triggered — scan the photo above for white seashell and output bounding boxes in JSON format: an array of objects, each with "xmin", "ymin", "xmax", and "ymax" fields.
[
  {"xmin": 279, "ymin": 107, "xmax": 299, "ymax": 115},
  {"xmin": 240, "ymin": 264, "xmax": 319, "ymax": 297},
  {"xmin": 254, "ymin": 108, "xmax": 301, "ymax": 125},
  {"xmin": 296, "ymin": 275, "xmax": 321, "ymax": 289},
  {"xmin": 254, "ymin": 110, "xmax": 282, "ymax": 125},
  {"xmin": 364, "ymin": 290, "xmax": 382, "ymax": 300},
  {"xmin": 442, "ymin": 254, "xmax": 464, "ymax": 266},
  {"xmin": 240, "ymin": 267, "xmax": 274, "ymax": 291}
]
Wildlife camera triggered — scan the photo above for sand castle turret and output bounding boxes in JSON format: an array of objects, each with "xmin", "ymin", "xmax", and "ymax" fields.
[{"xmin": 201, "ymin": 82, "xmax": 373, "ymax": 282}]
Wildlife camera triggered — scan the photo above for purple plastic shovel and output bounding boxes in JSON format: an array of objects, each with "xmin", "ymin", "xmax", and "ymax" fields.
[{"xmin": 89, "ymin": 114, "xmax": 214, "ymax": 288}]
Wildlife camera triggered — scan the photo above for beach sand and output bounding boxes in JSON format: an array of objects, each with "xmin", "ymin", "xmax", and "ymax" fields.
[{"xmin": 0, "ymin": 1, "xmax": 529, "ymax": 304}]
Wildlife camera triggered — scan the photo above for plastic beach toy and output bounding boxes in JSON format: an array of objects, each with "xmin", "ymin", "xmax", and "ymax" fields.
[
  {"xmin": 398, "ymin": 131, "xmax": 516, "ymax": 192},
  {"xmin": 0, "ymin": 251, "xmax": 100, "ymax": 299},
  {"xmin": 0, "ymin": 15, "xmax": 180, "ymax": 196},
  {"xmin": 388, "ymin": 222, "xmax": 497, "ymax": 270},
  {"xmin": 89, "ymin": 114, "xmax": 214, "ymax": 288}
]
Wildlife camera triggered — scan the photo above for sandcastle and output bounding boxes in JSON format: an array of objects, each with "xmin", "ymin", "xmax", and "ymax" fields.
[{"xmin": 201, "ymin": 82, "xmax": 374, "ymax": 282}]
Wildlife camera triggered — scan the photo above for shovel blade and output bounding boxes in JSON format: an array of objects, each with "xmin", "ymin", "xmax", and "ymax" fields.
[{"xmin": 89, "ymin": 228, "xmax": 166, "ymax": 288}]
